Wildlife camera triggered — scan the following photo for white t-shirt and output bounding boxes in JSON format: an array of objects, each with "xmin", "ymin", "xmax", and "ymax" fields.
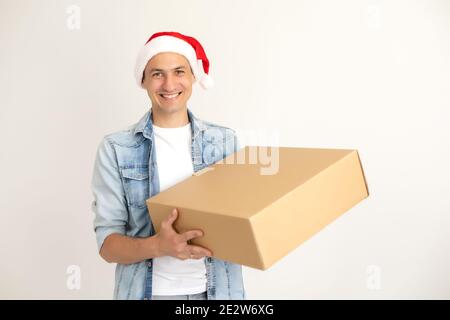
[{"xmin": 151, "ymin": 122, "xmax": 207, "ymax": 295}]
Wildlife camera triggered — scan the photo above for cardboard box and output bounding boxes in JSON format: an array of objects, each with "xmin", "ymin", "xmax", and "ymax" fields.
[{"xmin": 146, "ymin": 146, "xmax": 369, "ymax": 270}]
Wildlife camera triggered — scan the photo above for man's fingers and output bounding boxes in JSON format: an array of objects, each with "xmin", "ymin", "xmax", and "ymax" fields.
[
  {"xmin": 181, "ymin": 230, "xmax": 213, "ymax": 257},
  {"xmin": 189, "ymin": 245, "xmax": 213, "ymax": 258},
  {"xmin": 183, "ymin": 230, "xmax": 203, "ymax": 242}
]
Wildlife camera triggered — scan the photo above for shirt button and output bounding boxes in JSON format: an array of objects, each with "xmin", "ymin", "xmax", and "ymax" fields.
[{"xmin": 147, "ymin": 261, "xmax": 152, "ymax": 268}]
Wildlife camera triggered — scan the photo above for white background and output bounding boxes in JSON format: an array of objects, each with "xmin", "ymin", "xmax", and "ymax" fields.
[{"xmin": 1, "ymin": 0, "xmax": 449, "ymax": 299}]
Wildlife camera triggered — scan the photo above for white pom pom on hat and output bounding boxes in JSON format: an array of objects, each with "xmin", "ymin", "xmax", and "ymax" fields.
[{"xmin": 134, "ymin": 31, "xmax": 214, "ymax": 89}]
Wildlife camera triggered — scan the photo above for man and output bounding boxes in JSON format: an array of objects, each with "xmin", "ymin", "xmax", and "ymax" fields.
[{"xmin": 91, "ymin": 32, "xmax": 245, "ymax": 300}]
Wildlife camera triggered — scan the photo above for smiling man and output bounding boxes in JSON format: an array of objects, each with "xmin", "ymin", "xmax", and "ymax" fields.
[
  {"xmin": 91, "ymin": 32, "xmax": 245, "ymax": 300},
  {"xmin": 144, "ymin": 52, "xmax": 194, "ymax": 127}
]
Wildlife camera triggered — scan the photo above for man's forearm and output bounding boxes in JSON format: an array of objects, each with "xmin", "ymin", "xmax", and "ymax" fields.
[{"xmin": 100, "ymin": 233, "xmax": 160, "ymax": 265}]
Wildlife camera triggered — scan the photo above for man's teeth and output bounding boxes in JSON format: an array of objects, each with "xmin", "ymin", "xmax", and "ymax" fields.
[{"xmin": 161, "ymin": 93, "xmax": 180, "ymax": 98}]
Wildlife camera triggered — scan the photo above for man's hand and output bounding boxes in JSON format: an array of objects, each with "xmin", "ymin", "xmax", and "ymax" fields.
[{"xmin": 155, "ymin": 208, "xmax": 212, "ymax": 260}]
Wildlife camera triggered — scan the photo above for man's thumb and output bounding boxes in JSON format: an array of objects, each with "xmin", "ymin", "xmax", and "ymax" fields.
[{"xmin": 165, "ymin": 208, "xmax": 178, "ymax": 226}]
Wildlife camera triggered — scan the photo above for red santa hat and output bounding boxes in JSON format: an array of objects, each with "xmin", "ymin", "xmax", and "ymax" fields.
[{"xmin": 134, "ymin": 31, "xmax": 213, "ymax": 89}]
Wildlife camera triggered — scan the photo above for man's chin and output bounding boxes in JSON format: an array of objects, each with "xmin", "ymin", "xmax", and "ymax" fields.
[{"xmin": 153, "ymin": 104, "xmax": 186, "ymax": 114}]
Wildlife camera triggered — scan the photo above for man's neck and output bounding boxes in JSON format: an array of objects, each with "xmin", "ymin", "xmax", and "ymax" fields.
[{"xmin": 151, "ymin": 108, "xmax": 189, "ymax": 128}]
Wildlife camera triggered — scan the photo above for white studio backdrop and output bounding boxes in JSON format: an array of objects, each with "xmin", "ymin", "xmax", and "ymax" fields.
[{"xmin": 0, "ymin": 0, "xmax": 449, "ymax": 299}]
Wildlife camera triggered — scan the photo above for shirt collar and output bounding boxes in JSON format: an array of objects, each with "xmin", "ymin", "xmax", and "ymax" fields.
[{"xmin": 133, "ymin": 108, "xmax": 206, "ymax": 139}]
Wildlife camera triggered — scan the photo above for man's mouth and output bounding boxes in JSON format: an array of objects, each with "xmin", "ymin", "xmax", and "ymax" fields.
[{"xmin": 159, "ymin": 92, "xmax": 182, "ymax": 100}]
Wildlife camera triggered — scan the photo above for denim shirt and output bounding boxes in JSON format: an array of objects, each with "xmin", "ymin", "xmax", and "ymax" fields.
[{"xmin": 91, "ymin": 108, "xmax": 245, "ymax": 300}]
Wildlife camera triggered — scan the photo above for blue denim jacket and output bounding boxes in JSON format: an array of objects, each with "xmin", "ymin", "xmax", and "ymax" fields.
[{"xmin": 91, "ymin": 108, "xmax": 245, "ymax": 300}]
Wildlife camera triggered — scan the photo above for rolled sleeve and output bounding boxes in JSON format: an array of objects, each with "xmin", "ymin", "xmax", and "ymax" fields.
[{"xmin": 91, "ymin": 137, "xmax": 128, "ymax": 252}]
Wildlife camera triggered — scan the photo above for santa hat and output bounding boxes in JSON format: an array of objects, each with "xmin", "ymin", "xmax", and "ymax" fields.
[{"xmin": 134, "ymin": 31, "xmax": 213, "ymax": 89}]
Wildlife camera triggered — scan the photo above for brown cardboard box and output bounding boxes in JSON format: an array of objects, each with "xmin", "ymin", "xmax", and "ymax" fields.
[{"xmin": 146, "ymin": 146, "xmax": 369, "ymax": 270}]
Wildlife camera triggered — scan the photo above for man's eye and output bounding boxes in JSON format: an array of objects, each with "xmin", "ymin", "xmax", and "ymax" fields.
[
  {"xmin": 152, "ymin": 72, "xmax": 162, "ymax": 78},
  {"xmin": 176, "ymin": 70, "xmax": 185, "ymax": 75}
]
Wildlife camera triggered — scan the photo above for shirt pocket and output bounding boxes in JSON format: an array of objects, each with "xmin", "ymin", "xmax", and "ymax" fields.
[
  {"xmin": 202, "ymin": 128, "xmax": 225, "ymax": 165},
  {"xmin": 121, "ymin": 167, "xmax": 149, "ymax": 209}
]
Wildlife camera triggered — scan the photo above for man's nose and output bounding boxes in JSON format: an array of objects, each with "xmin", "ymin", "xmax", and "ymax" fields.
[{"xmin": 162, "ymin": 73, "xmax": 177, "ymax": 91}]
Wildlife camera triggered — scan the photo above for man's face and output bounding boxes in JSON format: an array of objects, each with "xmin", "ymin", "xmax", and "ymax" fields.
[{"xmin": 142, "ymin": 52, "xmax": 195, "ymax": 115}]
